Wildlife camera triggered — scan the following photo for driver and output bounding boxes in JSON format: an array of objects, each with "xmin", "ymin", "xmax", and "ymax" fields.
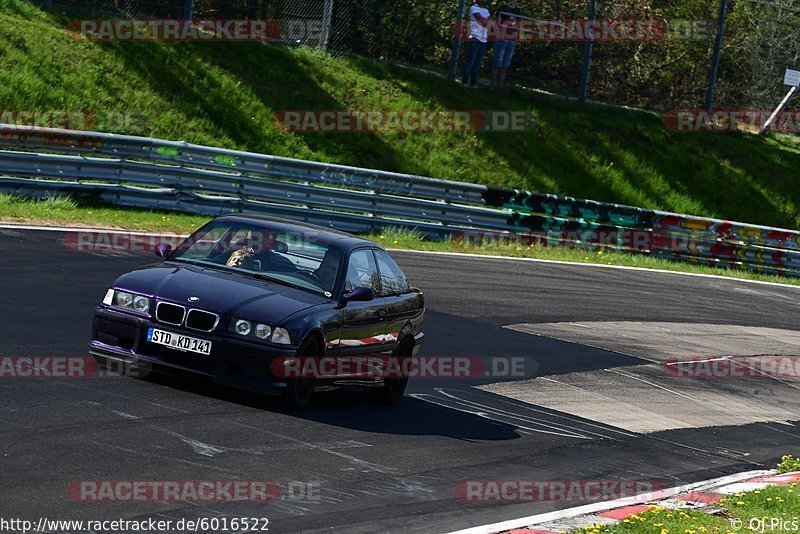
[{"xmin": 313, "ymin": 249, "xmax": 341, "ymax": 292}]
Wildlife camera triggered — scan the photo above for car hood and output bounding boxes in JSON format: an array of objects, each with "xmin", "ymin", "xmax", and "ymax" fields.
[{"xmin": 113, "ymin": 262, "xmax": 329, "ymax": 324}]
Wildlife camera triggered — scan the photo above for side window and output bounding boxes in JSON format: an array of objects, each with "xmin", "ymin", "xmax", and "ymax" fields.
[
  {"xmin": 344, "ymin": 249, "xmax": 380, "ymax": 294},
  {"xmin": 374, "ymin": 250, "xmax": 410, "ymax": 296}
]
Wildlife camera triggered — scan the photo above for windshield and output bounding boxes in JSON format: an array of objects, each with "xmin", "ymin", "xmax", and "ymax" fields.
[{"xmin": 169, "ymin": 220, "xmax": 343, "ymax": 296}]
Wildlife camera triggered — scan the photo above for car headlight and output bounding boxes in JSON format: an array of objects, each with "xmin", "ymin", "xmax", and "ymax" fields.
[
  {"xmin": 254, "ymin": 324, "xmax": 272, "ymax": 340},
  {"xmin": 229, "ymin": 319, "xmax": 289, "ymax": 344},
  {"xmin": 115, "ymin": 291, "xmax": 133, "ymax": 308},
  {"xmin": 271, "ymin": 327, "xmax": 291, "ymax": 345},
  {"xmin": 234, "ymin": 319, "xmax": 252, "ymax": 336},
  {"xmin": 106, "ymin": 290, "xmax": 150, "ymax": 314},
  {"xmin": 132, "ymin": 295, "xmax": 150, "ymax": 312}
]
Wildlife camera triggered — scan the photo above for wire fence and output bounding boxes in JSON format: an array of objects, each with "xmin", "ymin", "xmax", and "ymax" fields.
[
  {"xmin": 727, "ymin": 0, "xmax": 800, "ymax": 113},
  {"xmin": 35, "ymin": 0, "xmax": 800, "ymax": 117}
]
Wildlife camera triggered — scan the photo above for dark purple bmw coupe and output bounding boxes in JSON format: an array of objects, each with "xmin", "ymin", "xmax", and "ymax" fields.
[{"xmin": 89, "ymin": 215, "xmax": 425, "ymax": 409}]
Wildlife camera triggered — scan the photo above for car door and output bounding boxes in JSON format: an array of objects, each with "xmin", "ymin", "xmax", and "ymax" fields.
[
  {"xmin": 336, "ymin": 248, "xmax": 388, "ymax": 358},
  {"xmin": 373, "ymin": 249, "xmax": 415, "ymax": 354}
]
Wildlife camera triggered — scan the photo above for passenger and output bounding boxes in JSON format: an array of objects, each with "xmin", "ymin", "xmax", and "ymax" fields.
[{"xmin": 226, "ymin": 248, "xmax": 256, "ymax": 269}]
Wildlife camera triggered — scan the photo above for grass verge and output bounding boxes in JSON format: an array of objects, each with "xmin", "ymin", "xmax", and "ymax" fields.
[
  {"xmin": 2, "ymin": 194, "xmax": 800, "ymax": 287},
  {"xmin": 578, "ymin": 482, "xmax": 799, "ymax": 534},
  {"xmin": 779, "ymin": 456, "xmax": 800, "ymax": 474}
]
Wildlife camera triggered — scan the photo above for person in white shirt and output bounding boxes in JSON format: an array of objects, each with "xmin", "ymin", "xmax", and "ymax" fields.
[{"xmin": 461, "ymin": 0, "xmax": 490, "ymax": 89}]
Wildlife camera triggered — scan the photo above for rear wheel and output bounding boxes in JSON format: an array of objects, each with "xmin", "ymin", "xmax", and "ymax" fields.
[
  {"xmin": 366, "ymin": 340, "xmax": 412, "ymax": 406},
  {"xmin": 282, "ymin": 338, "xmax": 318, "ymax": 410}
]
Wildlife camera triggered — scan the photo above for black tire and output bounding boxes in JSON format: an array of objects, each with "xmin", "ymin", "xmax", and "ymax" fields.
[
  {"xmin": 282, "ymin": 338, "xmax": 318, "ymax": 410},
  {"xmin": 366, "ymin": 341, "xmax": 412, "ymax": 406}
]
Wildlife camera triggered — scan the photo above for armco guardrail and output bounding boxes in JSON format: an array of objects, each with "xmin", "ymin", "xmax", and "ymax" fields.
[{"xmin": 0, "ymin": 124, "xmax": 799, "ymax": 278}]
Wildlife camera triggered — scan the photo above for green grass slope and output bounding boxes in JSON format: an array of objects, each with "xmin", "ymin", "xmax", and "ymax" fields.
[{"xmin": 0, "ymin": 0, "xmax": 798, "ymax": 228}]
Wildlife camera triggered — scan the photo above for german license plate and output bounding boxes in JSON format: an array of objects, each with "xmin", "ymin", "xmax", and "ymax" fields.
[{"xmin": 147, "ymin": 328, "xmax": 212, "ymax": 356}]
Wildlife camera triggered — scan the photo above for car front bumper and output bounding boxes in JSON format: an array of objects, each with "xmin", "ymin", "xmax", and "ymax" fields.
[{"xmin": 89, "ymin": 306, "xmax": 296, "ymax": 395}]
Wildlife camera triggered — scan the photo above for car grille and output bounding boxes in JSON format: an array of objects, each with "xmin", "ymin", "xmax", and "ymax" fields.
[
  {"xmin": 186, "ymin": 309, "xmax": 219, "ymax": 333},
  {"xmin": 156, "ymin": 302, "xmax": 185, "ymax": 325}
]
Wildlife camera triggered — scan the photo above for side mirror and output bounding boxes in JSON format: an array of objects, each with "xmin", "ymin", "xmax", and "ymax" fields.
[
  {"xmin": 154, "ymin": 242, "xmax": 173, "ymax": 259},
  {"xmin": 341, "ymin": 286, "xmax": 374, "ymax": 303}
]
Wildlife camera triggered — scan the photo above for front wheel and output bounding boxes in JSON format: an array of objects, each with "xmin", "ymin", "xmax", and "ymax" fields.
[
  {"xmin": 282, "ymin": 339, "xmax": 317, "ymax": 410},
  {"xmin": 366, "ymin": 342, "xmax": 412, "ymax": 406}
]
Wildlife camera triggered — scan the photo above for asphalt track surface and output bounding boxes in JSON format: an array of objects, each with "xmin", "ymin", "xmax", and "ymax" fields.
[{"xmin": 1, "ymin": 227, "xmax": 798, "ymax": 533}]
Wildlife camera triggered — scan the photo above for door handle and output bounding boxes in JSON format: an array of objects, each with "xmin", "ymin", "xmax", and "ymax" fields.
[{"xmin": 378, "ymin": 310, "xmax": 387, "ymax": 319}]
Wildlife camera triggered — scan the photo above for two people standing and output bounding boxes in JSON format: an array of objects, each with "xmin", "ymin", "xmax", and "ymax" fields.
[{"xmin": 461, "ymin": 0, "xmax": 521, "ymax": 90}]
